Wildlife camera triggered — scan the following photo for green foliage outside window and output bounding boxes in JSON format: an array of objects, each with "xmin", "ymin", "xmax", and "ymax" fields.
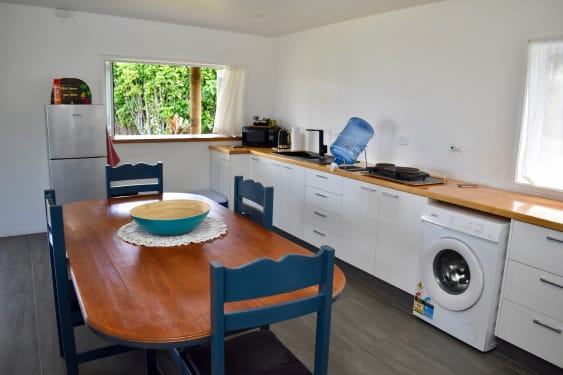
[{"xmin": 112, "ymin": 62, "xmax": 219, "ymax": 135}]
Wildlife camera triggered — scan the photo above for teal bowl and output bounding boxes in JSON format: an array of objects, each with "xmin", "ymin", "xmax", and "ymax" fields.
[{"xmin": 130, "ymin": 199, "xmax": 211, "ymax": 236}]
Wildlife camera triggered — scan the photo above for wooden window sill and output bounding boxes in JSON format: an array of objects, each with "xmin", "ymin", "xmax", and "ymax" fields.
[{"xmin": 112, "ymin": 134, "xmax": 241, "ymax": 144}]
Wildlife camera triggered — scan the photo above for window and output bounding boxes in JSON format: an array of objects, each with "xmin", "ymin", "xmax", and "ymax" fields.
[
  {"xmin": 104, "ymin": 58, "xmax": 223, "ymax": 136},
  {"xmin": 515, "ymin": 39, "xmax": 563, "ymax": 194}
]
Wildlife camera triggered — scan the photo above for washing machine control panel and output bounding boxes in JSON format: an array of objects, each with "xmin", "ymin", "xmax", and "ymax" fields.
[{"xmin": 422, "ymin": 202, "xmax": 509, "ymax": 242}]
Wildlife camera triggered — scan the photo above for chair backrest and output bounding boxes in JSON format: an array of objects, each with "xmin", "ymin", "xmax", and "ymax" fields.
[
  {"xmin": 44, "ymin": 189, "xmax": 62, "ymax": 327},
  {"xmin": 44, "ymin": 190, "xmax": 79, "ymax": 358},
  {"xmin": 210, "ymin": 246, "xmax": 335, "ymax": 375},
  {"xmin": 233, "ymin": 175, "xmax": 273, "ymax": 229},
  {"xmin": 44, "ymin": 190, "xmax": 73, "ymax": 317},
  {"xmin": 105, "ymin": 161, "xmax": 163, "ymax": 198}
]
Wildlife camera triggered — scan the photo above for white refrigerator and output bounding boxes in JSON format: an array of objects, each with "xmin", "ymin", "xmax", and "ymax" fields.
[{"xmin": 46, "ymin": 105, "xmax": 107, "ymax": 205}]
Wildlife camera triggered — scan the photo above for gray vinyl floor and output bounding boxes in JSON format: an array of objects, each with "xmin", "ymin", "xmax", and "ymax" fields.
[{"xmin": 0, "ymin": 233, "xmax": 538, "ymax": 375}]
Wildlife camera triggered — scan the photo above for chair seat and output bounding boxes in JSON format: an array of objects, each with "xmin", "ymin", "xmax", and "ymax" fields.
[
  {"xmin": 190, "ymin": 189, "xmax": 228, "ymax": 208},
  {"xmin": 183, "ymin": 330, "xmax": 311, "ymax": 375}
]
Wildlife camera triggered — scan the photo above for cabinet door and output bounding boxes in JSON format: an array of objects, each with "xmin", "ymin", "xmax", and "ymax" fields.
[
  {"xmin": 340, "ymin": 178, "xmax": 378, "ymax": 274},
  {"xmin": 276, "ymin": 161, "xmax": 305, "ymax": 238},
  {"xmin": 250, "ymin": 155, "xmax": 279, "ymax": 186},
  {"xmin": 508, "ymin": 221, "xmax": 563, "ymax": 277},
  {"xmin": 375, "ymin": 187, "xmax": 427, "ymax": 293},
  {"xmin": 210, "ymin": 150, "xmax": 232, "ymax": 200},
  {"xmin": 227, "ymin": 154, "xmax": 249, "ymax": 210},
  {"xmin": 305, "ymin": 169, "xmax": 343, "ymax": 194},
  {"xmin": 210, "ymin": 151, "xmax": 224, "ymax": 195},
  {"xmin": 211, "ymin": 151, "xmax": 249, "ymax": 211},
  {"xmin": 304, "ymin": 222, "xmax": 340, "ymax": 250},
  {"xmin": 249, "ymin": 156, "xmax": 279, "ymax": 221}
]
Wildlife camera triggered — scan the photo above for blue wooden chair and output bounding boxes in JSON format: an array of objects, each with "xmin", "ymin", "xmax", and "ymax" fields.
[
  {"xmin": 44, "ymin": 190, "xmax": 134, "ymax": 374},
  {"xmin": 105, "ymin": 161, "xmax": 163, "ymax": 198},
  {"xmin": 233, "ymin": 175, "xmax": 273, "ymax": 230},
  {"xmin": 174, "ymin": 246, "xmax": 335, "ymax": 375},
  {"xmin": 44, "ymin": 190, "xmax": 84, "ymax": 358}
]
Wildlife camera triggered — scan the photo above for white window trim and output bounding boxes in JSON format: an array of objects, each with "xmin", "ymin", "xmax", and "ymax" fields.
[{"xmin": 102, "ymin": 54, "xmax": 224, "ymax": 137}]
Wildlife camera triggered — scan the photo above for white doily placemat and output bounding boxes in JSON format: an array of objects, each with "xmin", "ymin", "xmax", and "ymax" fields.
[{"xmin": 117, "ymin": 217, "xmax": 227, "ymax": 247}]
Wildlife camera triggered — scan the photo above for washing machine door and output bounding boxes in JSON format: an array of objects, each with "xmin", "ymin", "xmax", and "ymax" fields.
[{"xmin": 421, "ymin": 237, "xmax": 484, "ymax": 311}]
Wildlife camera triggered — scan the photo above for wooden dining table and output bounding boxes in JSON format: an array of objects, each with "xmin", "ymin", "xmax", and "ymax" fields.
[{"xmin": 62, "ymin": 192, "xmax": 346, "ymax": 370}]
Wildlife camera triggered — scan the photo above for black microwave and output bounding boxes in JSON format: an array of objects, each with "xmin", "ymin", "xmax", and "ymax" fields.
[{"xmin": 242, "ymin": 126, "xmax": 279, "ymax": 147}]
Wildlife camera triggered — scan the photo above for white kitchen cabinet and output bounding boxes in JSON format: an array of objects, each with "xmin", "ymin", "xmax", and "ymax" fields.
[
  {"xmin": 374, "ymin": 186, "xmax": 427, "ymax": 293},
  {"xmin": 340, "ymin": 178, "xmax": 379, "ymax": 274},
  {"xmin": 249, "ymin": 155, "xmax": 275, "ymax": 187},
  {"xmin": 210, "ymin": 150, "xmax": 249, "ymax": 210},
  {"xmin": 303, "ymin": 169, "xmax": 343, "ymax": 251},
  {"xmin": 496, "ymin": 221, "xmax": 563, "ymax": 368},
  {"xmin": 248, "ymin": 155, "xmax": 305, "ymax": 238},
  {"xmin": 210, "ymin": 150, "xmax": 229, "ymax": 199},
  {"xmin": 276, "ymin": 161, "xmax": 305, "ymax": 238}
]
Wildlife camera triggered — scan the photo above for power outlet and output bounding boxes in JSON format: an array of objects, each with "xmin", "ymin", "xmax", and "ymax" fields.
[
  {"xmin": 399, "ymin": 135, "xmax": 409, "ymax": 145},
  {"xmin": 449, "ymin": 142, "xmax": 461, "ymax": 152}
]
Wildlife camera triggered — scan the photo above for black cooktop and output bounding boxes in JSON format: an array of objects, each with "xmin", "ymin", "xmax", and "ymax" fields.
[{"xmin": 365, "ymin": 163, "xmax": 445, "ymax": 186}]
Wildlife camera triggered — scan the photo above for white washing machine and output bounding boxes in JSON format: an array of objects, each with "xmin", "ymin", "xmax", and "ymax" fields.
[{"xmin": 413, "ymin": 200, "xmax": 510, "ymax": 352}]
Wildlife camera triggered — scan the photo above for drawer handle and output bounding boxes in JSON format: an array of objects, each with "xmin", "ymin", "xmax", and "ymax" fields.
[
  {"xmin": 539, "ymin": 277, "xmax": 563, "ymax": 289},
  {"xmin": 315, "ymin": 174, "xmax": 328, "ymax": 179},
  {"xmin": 314, "ymin": 211, "xmax": 327, "ymax": 218},
  {"xmin": 282, "ymin": 165, "xmax": 292, "ymax": 170},
  {"xmin": 532, "ymin": 319, "xmax": 562, "ymax": 334},
  {"xmin": 315, "ymin": 193, "xmax": 328, "ymax": 198},
  {"xmin": 382, "ymin": 192, "xmax": 399, "ymax": 199},
  {"xmin": 251, "ymin": 157, "xmax": 259, "ymax": 161},
  {"xmin": 313, "ymin": 229, "xmax": 326, "ymax": 237},
  {"xmin": 360, "ymin": 186, "xmax": 377, "ymax": 192},
  {"xmin": 546, "ymin": 236, "xmax": 563, "ymax": 245}
]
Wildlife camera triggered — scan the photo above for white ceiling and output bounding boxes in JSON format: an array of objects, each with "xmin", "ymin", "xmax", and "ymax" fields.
[{"xmin": 3, "ymin": 0, "xmax": 444, "ymax": 36}]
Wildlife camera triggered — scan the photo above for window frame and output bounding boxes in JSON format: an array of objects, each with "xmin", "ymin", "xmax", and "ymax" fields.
[{"xmin": 103, "ymin": 55, "xmax": 225, "ymax": 139}]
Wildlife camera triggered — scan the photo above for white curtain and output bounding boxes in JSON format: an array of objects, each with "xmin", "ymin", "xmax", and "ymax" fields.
[
  {"xmin": 517, "ymin": 39, "xmax": 563, "ymax": 191},
  {"xmin": 213, "ymin": 65, "xmax": 246, "ymax": 136}
]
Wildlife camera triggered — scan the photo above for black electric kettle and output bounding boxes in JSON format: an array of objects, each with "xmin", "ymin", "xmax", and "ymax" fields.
[{"xmin": 277, "ymin": 128, "xmax": 290, "ymax": 149}]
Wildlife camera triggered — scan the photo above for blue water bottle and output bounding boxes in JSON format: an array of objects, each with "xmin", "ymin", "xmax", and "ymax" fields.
[{"xmin": 330, "ymin": 117, "xmax": 374, "ymax": 167}]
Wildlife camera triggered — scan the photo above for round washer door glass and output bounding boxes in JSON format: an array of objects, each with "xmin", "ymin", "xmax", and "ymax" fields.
[
  {"xmin": 433, "ymin": 249, "xmax": 470, "ymax": 295},
  {"xmin": 421, "ymin": 237, "xmax": 484, "ymax": 311}
]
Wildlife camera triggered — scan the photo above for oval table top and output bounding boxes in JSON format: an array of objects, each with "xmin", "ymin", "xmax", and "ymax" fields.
[{"xmin": 63, "ymin": 192, "xmax": 346, "ymax": 348}]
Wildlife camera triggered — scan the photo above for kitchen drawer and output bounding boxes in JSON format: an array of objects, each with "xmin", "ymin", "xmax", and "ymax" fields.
[
  {"xmin": 509, "ymin": 221, "xmax": 563, "ymax": 276},
  {"xmin": 305, "ymin": 186, "xmax": 342, "ymax": 214},
  {"xmin": 306, "ymin": 169, "xmax": 343, "ymax": 194},
  {"xmin": 502, "ymin": 260, "xmax": 563, "ymax": 321},
  {"xmin": 497, "ymin": 299, "xmax": 563, "ymax": 368},
  {"xmin": 304, "ymin": 204, "xmax": 341, "ymax": 234},
  {"xmin": 304, "ymin": 222, "xmax": 340, "ymax": 250}
]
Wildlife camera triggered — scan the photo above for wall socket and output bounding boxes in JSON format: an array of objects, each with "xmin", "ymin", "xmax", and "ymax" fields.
[
  {"xmin": 399, "ymin": 135, "xmax": 409, "ymax": 145},
  {"xmin": 449, "ymin": 141, "xmax": 462, "ymax": 152}
]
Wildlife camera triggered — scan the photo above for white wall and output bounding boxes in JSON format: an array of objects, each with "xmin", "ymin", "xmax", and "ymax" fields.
[
  {"xmin": 0, "ymin": 4, "xmax": 273, "ymax": 236},
  {"xmin": 3, "ymin": 0, "xmax": 563, "ymax": 237},
  {"xmin": 115, "ymin": 140, "xmax": 238, "ymax": 194},
  {"xmin": 272, "ymin": 0, "xmax": 563, "ymax": 192}
]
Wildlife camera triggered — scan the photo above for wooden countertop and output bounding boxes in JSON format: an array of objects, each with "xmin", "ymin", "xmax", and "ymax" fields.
[{"xmin": 209, "ymin": 145, "xmax": 563, "ymax": 232}]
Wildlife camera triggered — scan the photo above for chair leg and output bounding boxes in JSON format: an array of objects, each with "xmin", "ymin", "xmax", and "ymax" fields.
[
  {"xmin": 313, "ymin": 309, "xmax": 332, "ymax": 375},
  {"xmin": 51, "ymin": 272, "xmax": 65, "ymax": 357},
  {"xmin": 60, "ymin": 318, "xmax": 79, "ymax": 375},
  {"xmin": 56, "ymin": 281, "xmax": 79, "ymax": 374},
  {"xmin": 145, "ymin": 349, "xmax": 158, "ymax": 375},
  {"xmin": 169, "ymin": 348, "xmax": 193, "ymax": 375}
]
